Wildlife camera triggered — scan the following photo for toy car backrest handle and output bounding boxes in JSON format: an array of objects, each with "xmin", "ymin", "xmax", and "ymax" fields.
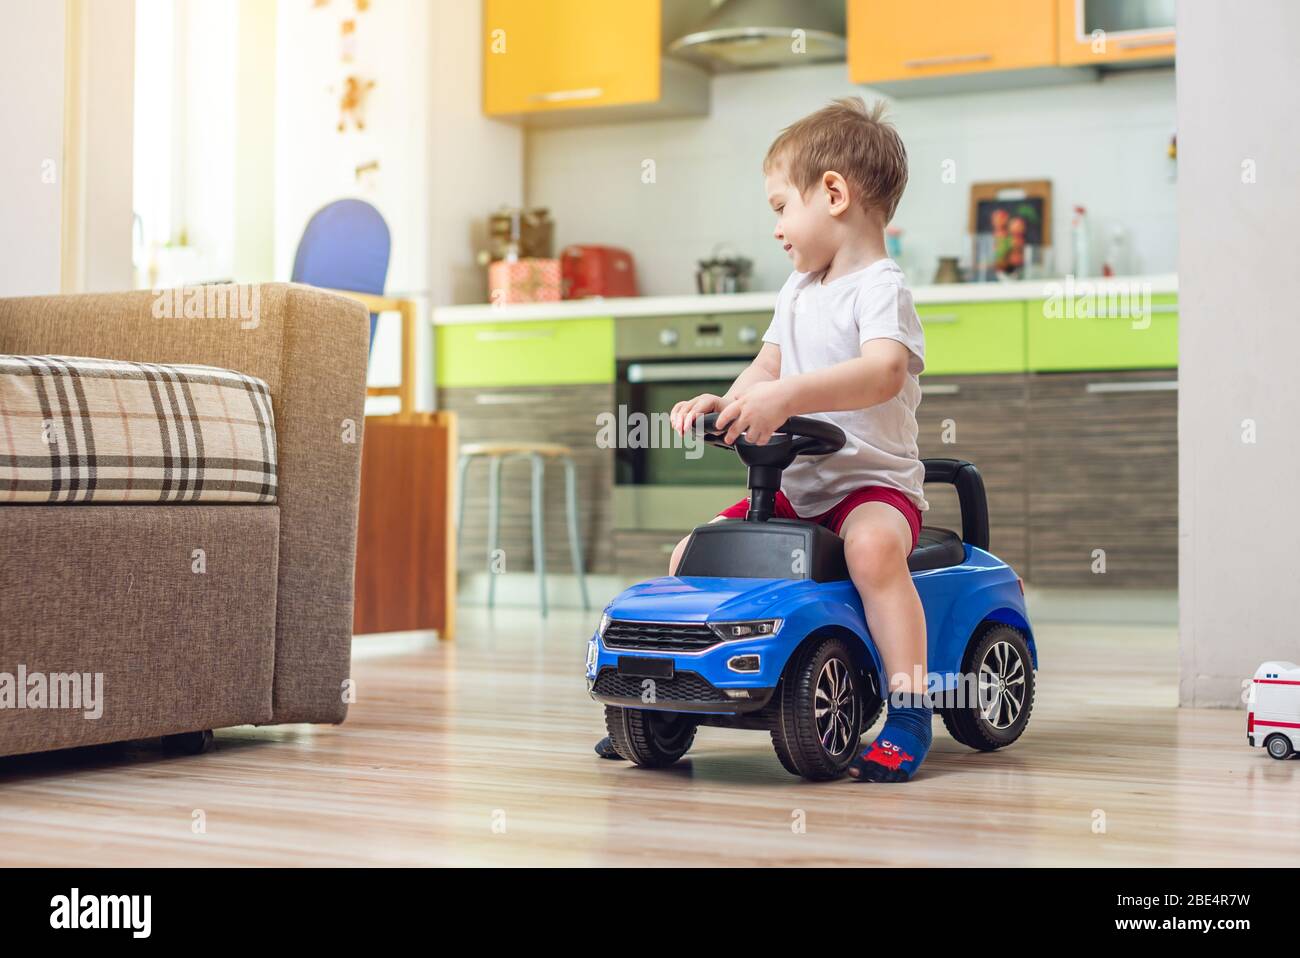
[{"xmin": 921, "ymin": 459, "xmax": 990, "ymax": 551}]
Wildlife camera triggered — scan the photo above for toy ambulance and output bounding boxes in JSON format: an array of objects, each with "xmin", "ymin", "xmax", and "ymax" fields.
[{"xmin": 1248, "ymin": 661, "xmax": 1300, "ymax": 759}]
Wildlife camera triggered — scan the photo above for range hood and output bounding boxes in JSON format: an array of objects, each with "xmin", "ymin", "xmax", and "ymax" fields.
[{"xmin": 667, "ymin": 0, "xmax": 846, "ymax": 72}]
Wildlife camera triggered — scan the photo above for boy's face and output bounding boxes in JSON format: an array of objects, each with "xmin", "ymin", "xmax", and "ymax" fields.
[{"xmin": 765, "ymin": 165, "xmax": 835, "ymax": 274}]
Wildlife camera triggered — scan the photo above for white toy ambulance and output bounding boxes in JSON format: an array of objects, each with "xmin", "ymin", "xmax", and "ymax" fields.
[{"xmin": 1248, "ymin": 661, "xmax": 1300, "ymax": 759}]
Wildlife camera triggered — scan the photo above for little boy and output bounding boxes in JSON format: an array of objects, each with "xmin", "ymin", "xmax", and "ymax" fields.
[{"xmin": 598, "ymin": 97, "xmax": 932, "ymax": 782}]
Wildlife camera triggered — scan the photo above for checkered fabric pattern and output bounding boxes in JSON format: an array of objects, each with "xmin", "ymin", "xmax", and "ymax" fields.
[{"xmin": 0, "ymin": 355, "xmax": 277, "ymax": 504}]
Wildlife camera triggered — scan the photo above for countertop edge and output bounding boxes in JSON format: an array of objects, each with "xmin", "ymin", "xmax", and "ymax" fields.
[{"xmin": 431, "ymin": 274, "xmax": 1179, "ymax": 325}]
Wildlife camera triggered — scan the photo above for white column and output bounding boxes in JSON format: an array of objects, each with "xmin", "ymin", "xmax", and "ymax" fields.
[{"xmin": 1176, "ymin": 0, "xmax": 1300, "ymax": 706}]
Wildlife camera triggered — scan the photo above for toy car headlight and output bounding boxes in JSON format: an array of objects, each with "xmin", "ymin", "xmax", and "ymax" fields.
[
  {"xmin": 586, "ymin": 638, "xmax": 599, "ymax": 677},
  {"xmin": 597, "ymin": 612, "xmax": 610, "ymax": 638},
  {"xmin": 709, "ymin": 619, "xmax": 782, "ymax": 640}
]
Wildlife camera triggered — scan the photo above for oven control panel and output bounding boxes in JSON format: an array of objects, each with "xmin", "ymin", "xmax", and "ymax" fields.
[{"xmin": 616, "ymin": 313, "xmax": 769, "ymax": 359}]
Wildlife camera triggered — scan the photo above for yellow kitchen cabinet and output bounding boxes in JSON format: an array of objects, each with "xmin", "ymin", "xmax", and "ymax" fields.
[
  {"xmin": 848, "ymin": 0, "xmax": 1057, "ymax": 85},
  {"xmin": 483, "ymin": 0, "xmax": 661, "ymax": 116},
  {"xmin": 1056, "ymin": 0, "xmax": 1175, "ymax": 66}
]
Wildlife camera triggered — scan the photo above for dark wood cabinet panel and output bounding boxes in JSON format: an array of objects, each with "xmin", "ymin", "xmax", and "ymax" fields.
[
  {"xmin": 1027, "ymin": 370, "xmax": 1178, "ymax": 587},
  {"xmin": 439, "ymin": 384, "xmax": 615, "ymax": 575},
  {"xmin": 916, "ymin": 374, "xmax": 1029, "ymax": 576}
]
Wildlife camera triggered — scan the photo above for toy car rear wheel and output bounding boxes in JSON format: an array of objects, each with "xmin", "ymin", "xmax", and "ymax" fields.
[
  {"xmin": 1264, "ymin": 733, "xmax": 1295, "ymax": 760},
  {"xmin": 603, "ymin": 706, "xmax": 697, "ymax": 768},
  {"xmin": 939, "ymin": 622, "xmax": 1035, "ymax": 751},
  {"xmin": 770, "ymin": 636, "xmax": 864, "ymax": 780}
]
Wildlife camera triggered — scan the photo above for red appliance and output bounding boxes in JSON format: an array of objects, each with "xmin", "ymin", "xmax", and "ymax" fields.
[{"xmin": 561, "ymin": 245, "xmax": 638, "ymax": 299}]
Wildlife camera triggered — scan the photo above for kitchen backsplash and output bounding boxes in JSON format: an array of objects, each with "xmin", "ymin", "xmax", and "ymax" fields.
[{"xmin": 525, "ymin": 63, "xmax": 1177, "ymax": 296}]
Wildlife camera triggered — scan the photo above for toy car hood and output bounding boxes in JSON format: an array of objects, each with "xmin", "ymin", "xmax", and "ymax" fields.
[{"xmin": 604, "ymin": 574, "xmax": 818, "ymax": 623}]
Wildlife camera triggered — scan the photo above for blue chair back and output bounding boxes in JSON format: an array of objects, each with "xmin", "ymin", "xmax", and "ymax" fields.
[{"xmin": 291, "ymin": 199, "xmax": 391, "ymax": 353}]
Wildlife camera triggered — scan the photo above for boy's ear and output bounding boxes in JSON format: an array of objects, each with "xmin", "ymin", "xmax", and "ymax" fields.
[{"xmin": 822, "ymin": 170, "xmax": 851, "ymax": 217}]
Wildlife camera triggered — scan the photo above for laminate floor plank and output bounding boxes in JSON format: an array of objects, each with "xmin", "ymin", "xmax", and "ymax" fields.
[{"xmin": 1, "ymin": 609, "xmax": 1294, "ymax": 867}]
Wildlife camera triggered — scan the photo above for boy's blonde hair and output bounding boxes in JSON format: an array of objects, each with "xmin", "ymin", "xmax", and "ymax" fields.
[{"xmin": 763, "ymin": 96, "xmax": 908, "ymax": 223}]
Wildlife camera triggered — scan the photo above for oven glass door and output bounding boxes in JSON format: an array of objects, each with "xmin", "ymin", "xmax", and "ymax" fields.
[{"xmin": 616, "ymin": 360, "xmax": 750, "ymax": 487}]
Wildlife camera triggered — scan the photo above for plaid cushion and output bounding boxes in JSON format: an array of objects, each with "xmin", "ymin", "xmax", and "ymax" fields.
[{"xmin": 0, "ymin": 355, "xmax": 277, "ymax": 504}]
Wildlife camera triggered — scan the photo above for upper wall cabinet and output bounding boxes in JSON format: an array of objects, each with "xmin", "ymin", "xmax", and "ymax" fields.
[
  {"xmin": 847, "ymin": 0, "xmax": 1058, "ymax": 87},
  {"xmin": 1057, "ymin": 0, "xmax": 1175, "ymax": 66},
  {"xmin": 483, "ymin": 0, "xmax": 707, "ymax": 126}
]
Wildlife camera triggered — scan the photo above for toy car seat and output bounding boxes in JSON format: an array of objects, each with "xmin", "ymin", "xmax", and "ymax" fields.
[{"xmin": 676, "ymin": 414, "xmax": 984, "ymax": 580}]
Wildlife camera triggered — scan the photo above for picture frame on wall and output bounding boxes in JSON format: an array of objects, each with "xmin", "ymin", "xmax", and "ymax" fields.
[{"xmin": 969, "ymin": 179, "xmax": 1053, "ymax": 278}]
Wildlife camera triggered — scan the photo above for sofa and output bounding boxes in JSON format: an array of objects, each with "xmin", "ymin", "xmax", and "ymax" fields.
[{"xmin": 0, "ymin": 284, "xmax": 369, "ymax": 758}]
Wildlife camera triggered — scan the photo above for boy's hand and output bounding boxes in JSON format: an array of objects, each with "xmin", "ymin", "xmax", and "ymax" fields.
[
  {"xmin": 671, "ymin": 393, "xmax": 725, "ymax": 436},
  {"xmin": 717, "ymin": 380, "xmax": 791, "ymax": 446}
]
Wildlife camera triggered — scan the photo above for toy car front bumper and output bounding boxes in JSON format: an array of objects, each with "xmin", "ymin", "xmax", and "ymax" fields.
[{"xmin": 587, "ymin": 666, "xmax": 776, "ymax": 715}]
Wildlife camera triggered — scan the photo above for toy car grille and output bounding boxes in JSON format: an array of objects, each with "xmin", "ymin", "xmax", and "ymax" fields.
[
  {"xmin": 603, "ymin": 620, "xmax": 719, "ymax": 652},
  {"xmin": 592, "ymin": 668, "xmax": 727, "ymax": 703}
]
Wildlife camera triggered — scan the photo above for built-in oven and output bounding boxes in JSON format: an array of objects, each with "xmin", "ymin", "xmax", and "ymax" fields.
[{"xmin": 614, "ymin": 312, "xmax": 768, "ymax": 532}]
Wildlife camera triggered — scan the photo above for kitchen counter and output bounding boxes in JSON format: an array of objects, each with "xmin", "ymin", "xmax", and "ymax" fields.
[
  {"xmin": 431, "ymin": 274, "xmax": 1178, "ymax": 324},
  {"xmin": 437, "ymin": 272, "xmax": 1181, "ymax": 589}
]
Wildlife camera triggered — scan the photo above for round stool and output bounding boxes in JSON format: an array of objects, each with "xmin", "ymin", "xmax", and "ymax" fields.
[{"xmin": 455, "ymin": 441, "xmax": 590, "ymax": 616}]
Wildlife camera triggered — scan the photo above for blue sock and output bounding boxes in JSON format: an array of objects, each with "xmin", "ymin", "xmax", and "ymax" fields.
[{"xmin": 847, "ymin": 692, "xmax": 933, "ymax": 783}]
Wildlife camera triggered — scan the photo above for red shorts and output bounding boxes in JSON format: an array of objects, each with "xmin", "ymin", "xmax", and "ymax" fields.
[{"xmin": 717, "ymin": 486, "xmax": 922, "ymax": 553}]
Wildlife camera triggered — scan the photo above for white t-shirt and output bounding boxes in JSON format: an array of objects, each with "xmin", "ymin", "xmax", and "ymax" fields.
[{"xmin": 761, "ymin": 258, "xmax": 928, "ymax": 516}]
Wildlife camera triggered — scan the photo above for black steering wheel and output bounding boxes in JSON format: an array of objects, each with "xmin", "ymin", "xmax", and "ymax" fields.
[
  {"xmin": 698, "ymin": 412, "xmax": 845, "ymax": 467},
  {"xmin": 694, "ymin": 412, "xmax": 845, "ymax": 523}
]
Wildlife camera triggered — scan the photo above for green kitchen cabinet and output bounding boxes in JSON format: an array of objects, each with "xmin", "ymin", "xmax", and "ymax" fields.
[
  {"xmin": 1027, "ymin": 294, "xmax": 1178, "ymax": 371},
  {"xmin": 435, "ymin": 317, "xmax": 615, "ymax": 388},
  {"xmin": 917, "ymin": 301, "xmax": 1027, "ymax": 375}
]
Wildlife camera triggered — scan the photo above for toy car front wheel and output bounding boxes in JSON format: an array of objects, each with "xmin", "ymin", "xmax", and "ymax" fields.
[
  {"xmin": 940, "ymin": 622, "xmax": 1035, "ymax": 751},
  {"xmin": 1264, "ymin": 733, "xmax": 1295, "ymax": 760},
  {"xmin": 604, "ymin": 706, "xmax": 697, "ymax": 768},
  {"xmin": 770, "ymin": 636, "xmax": 864, "ymax": 780}
]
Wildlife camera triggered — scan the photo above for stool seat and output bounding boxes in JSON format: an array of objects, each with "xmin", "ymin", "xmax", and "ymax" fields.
[{"xmin": 460, "ymin": 441, "xmax": 573, "ymax": 459}]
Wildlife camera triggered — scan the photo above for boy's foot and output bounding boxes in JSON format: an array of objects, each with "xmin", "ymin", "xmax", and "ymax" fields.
[
  {"xmin": 594, "ymin": 736, "xmax": 624, "ymax": 760},
  {"xmin": 847, "ymin": 692, "xmax": 932, "ymax": 783}
]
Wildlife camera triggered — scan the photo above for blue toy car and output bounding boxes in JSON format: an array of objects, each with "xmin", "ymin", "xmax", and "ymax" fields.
[{"xmin": 586, "ymin": 413, "xmax": 1037, "ymax": 780}]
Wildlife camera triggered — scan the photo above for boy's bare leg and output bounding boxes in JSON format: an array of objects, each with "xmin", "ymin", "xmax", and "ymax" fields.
[
  {"xmin": 838, "ymin": 501, "xmax": 934, "ymax": 782},
  {"xmin": 838, "ymin": 502, "xmax": 926, "ymax": 693}
]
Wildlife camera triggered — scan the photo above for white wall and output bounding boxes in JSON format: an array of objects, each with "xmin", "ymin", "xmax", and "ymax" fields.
[
  {"xmin": 178, "ymin": 0, "xmax": 238, "ymax": 283},
  {"xmin": 273, "ymin": 0, "xmax": 431, "ymax": 405},
  {"xmin": 273, "ymin": 0, "xmax": 523, "ymax": 409},
  {"xmin": 426, "ymin": 0, "xmax": 525, "ymax": 307},
  {"xmin": 77, "ymin": 0, "xmax": 135, "ymax": 292},
  {"xmin": 0, "ymin": 0, "xmax": 66, "ymax": 297},
  {"xmin": 233, "ymin": 0, "xmax": 277, "ymax": 283},
  {"xmin": 526, "ymin": 63, "xmax": 1177, "ymax": 294},
  {"xmin": 273, "ymin": 0, "xmax": 431, "ymax": 293},
  {"xmin": 1177, "ymin": 1, "xmax": 1300, "ymax": 706}
]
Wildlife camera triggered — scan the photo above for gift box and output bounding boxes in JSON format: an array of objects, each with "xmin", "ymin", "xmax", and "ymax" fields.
[{"xmin": 488, "ymin": 258, "xmax": 562, "ymax": 305}]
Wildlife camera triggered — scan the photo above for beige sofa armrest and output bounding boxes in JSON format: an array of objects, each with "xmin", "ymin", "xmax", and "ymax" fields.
[{"xmin": 0, "ymin": 283, "xmax": 369, "ymax": 723}]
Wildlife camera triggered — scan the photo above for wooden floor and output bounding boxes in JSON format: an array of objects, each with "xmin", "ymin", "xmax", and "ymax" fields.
[{"xmin": 1, "ymin": 607, "xmax": 1297, "ymax": 867}]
